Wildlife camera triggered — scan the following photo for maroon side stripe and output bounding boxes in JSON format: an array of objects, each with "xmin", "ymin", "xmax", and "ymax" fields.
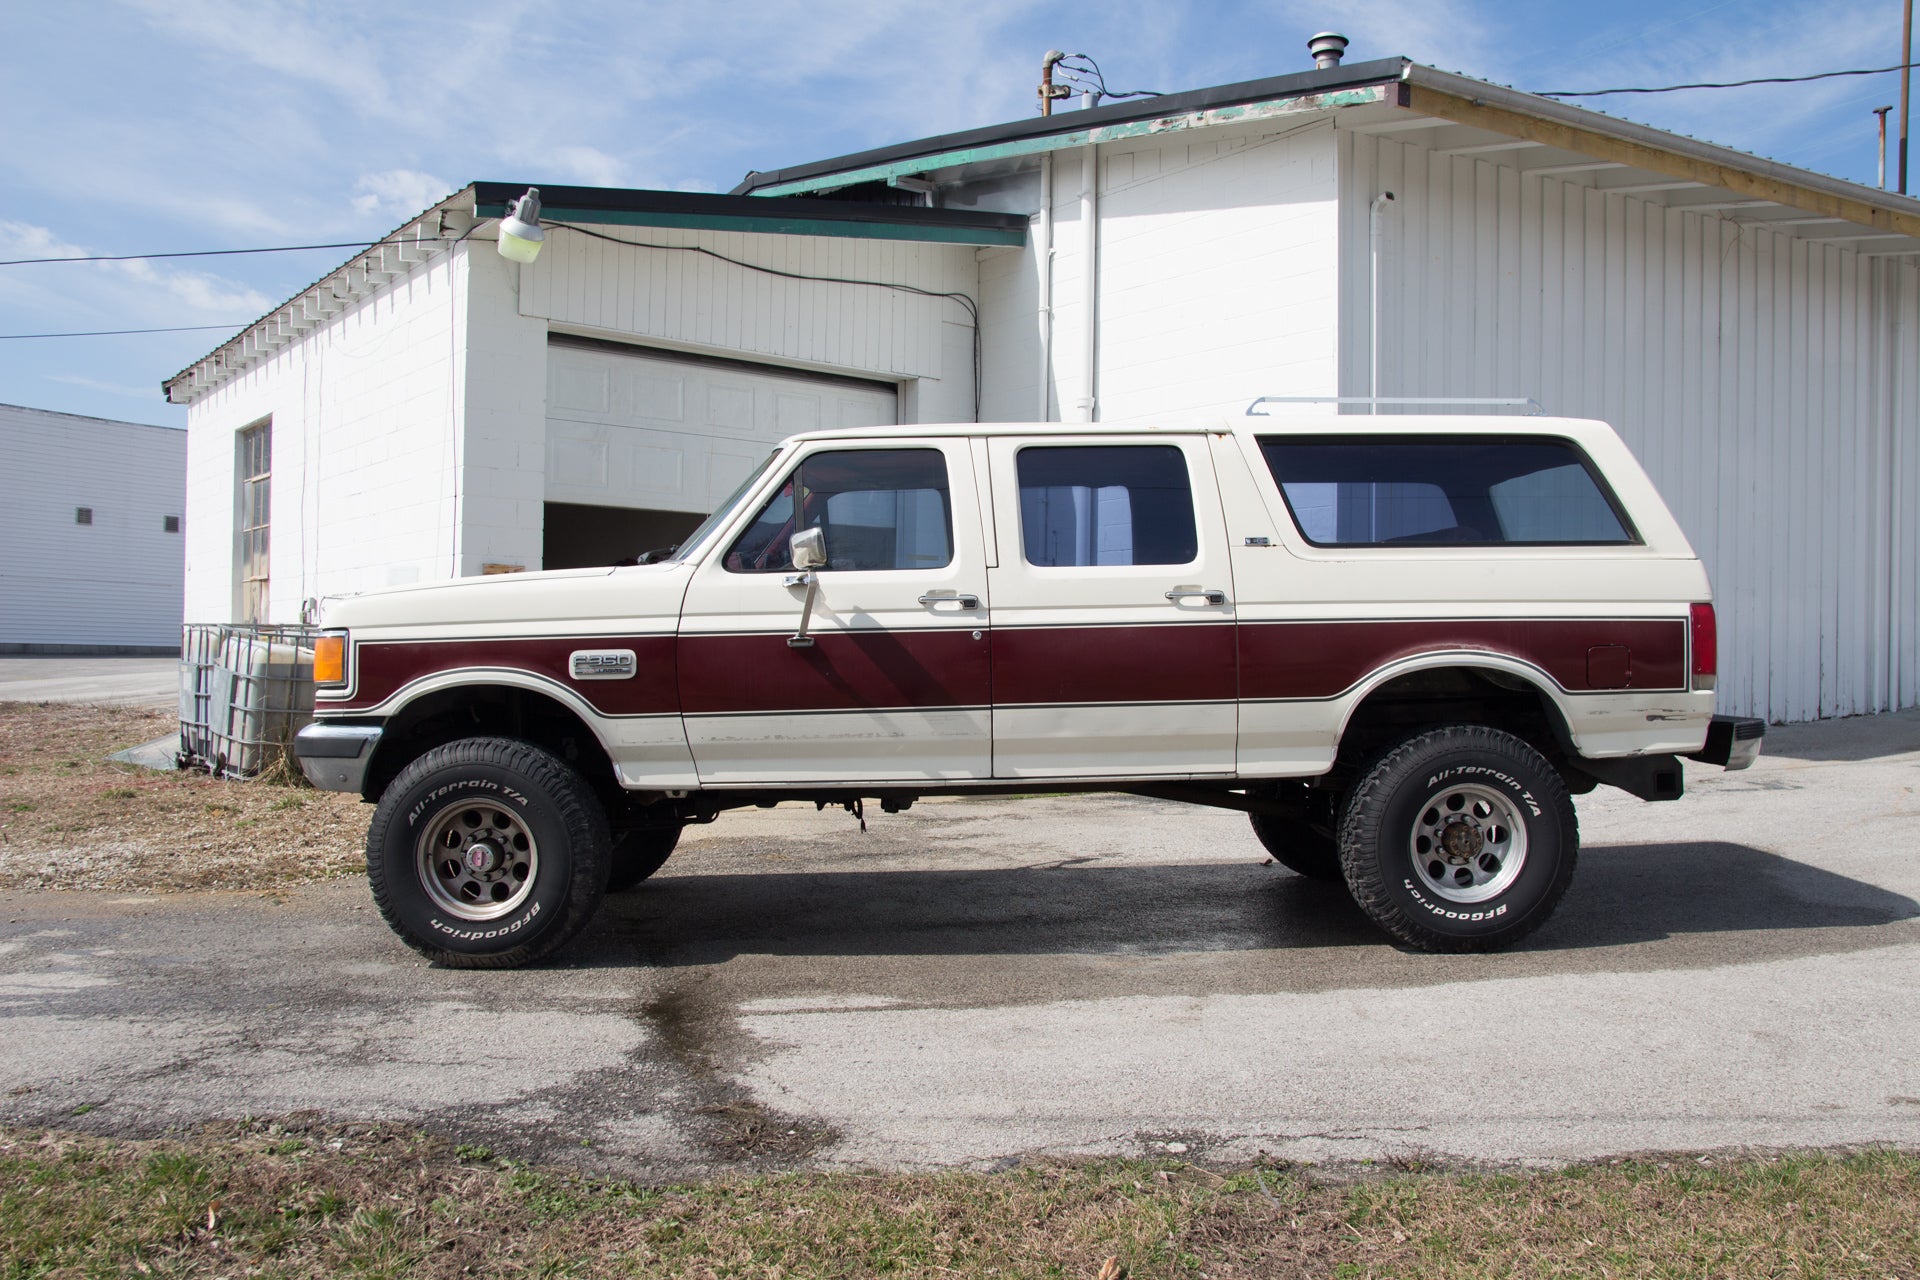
[
  {"xmin": 678, "ymin": 630, "xmax": 991, "ymax": 714},
  {"xmin": 991, "ymin": 623, "xmax": 1237, "ymax": 706},
  {"xmin": 1239, "ymin": 618, "xmax": 1687, "ymax": 698},
  {"xmin": 340, "ymin": 637, "xmax": 680, "ymax": 715}
]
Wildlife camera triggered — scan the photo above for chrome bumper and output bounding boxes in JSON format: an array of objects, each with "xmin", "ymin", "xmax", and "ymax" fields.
[
  {"xmin": 293, "ymin": 722, "xmax": 383, "ymax": 793},
  {"xmin": 1686, "ymin": 715, "xmax": 1765, "ymax": 772}
]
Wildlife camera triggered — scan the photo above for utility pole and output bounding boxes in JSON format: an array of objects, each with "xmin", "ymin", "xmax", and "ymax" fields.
[{"xmin": 1901, "ymin": 0, "xmax": 1913, "ymax": 193}]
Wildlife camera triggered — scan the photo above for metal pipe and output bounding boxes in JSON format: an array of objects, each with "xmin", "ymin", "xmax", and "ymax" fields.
[
  {"xmin": 1877, "ymin": 106, "xmax": 1894, "ymax": 189},
  {"xmin": 1902, "ymin": 0, "xmax": 1913, "ymax": 193},
  {"xmin": 1038, "ymin": 50, "xmax": 1068, "ymax": 117},
  {"xmin": 1037, "ymin": 153, "xmax": 1055, "ymax": 421},
  {"xmin": 1078, "ymin": 100, "xmax": 1099, "ymax": 422},
  {"xmin": 1369, "ymin": 192, "xmax": 1395, "ymax": 413}
]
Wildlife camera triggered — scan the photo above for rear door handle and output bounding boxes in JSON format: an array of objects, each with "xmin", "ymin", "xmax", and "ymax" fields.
[
  {"xmin": 918, "ymin": 592, "xmax": 982, "ymax": 609},
  {"xmin": 1165, "ymin": 587, "xmax": 1227, "ymax": 605}
]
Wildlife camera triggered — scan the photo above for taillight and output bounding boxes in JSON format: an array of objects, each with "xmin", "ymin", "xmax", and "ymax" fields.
[
  {"xmin": 1689, "ymin": 603, "xmax": 1717, "ymax": 682},
  {"xmin": 313, "ymin": 632, "xmax": 347, "ymax": 687}
]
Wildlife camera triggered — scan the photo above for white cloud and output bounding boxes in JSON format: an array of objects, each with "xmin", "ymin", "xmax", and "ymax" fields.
[
  {"xmin": 351, "ymin": 169, "xmax": 455, "ymax": 220},
  {"xmin": 46, "ymin": 372, "xmax": 170, "ymax": 399},
  {"xmin": 0, "ymin": 219, "xmax": 270, "ymax": 321}
]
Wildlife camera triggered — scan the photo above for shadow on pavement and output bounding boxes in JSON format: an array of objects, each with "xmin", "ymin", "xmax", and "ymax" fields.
[{"xmin": 580, "ymin": 842, "xmax": 1917, "ymax": 980}]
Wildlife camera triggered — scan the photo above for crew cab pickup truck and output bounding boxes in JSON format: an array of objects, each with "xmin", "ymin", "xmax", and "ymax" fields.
[{"xmin": 295, "ymin": 412, "xmax": 1763, "ymax": 967}]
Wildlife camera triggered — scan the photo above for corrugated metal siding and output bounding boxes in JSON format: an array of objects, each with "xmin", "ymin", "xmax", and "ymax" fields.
[
  {"xmin": 519, "ymin": 227, "xmax": 979, "ymax": 423},
  {"xmin": 1339, "ymin": 131, "xmax": 1920, "ymax": 722},
  {"xmin": 0, "ymin": 404, "xmax": 186, "ymax": 648}
]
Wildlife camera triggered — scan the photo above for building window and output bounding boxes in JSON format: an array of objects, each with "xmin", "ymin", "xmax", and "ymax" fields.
[
  {"xmin": 236, "ymin": 420, "xmax": 271, "ymax": 622},
  {"xmin": 164, "ymin": 515, "xmax": 181, "ymax": 533},
  {"xmin": 75, "ymin": 507, "xmax": 93, "ymax": 525}
]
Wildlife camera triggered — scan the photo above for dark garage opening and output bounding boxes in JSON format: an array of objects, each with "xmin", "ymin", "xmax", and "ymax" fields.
[{"xmin": 543, "ymin": 502, "xmax": 706, "ymax": 569}]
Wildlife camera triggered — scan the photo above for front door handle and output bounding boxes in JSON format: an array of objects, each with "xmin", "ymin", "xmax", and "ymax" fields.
[
  {"xmin": 1165, "ymin": 587, "xmax": 1227, "ymax": 605},
  {"xmin": 918, "ymin": 592, "xmax": 981, "ymax": 609}
]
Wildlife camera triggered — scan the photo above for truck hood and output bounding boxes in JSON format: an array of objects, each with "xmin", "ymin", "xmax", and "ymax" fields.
[{"xmin": 318, "ymin": 563, "xmax": 693, "ymax": 635}]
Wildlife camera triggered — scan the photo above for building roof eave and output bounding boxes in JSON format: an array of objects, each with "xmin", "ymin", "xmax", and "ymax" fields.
[
  {"xmin": 1402, "ymin": 65, "xmax": 1920, "ymax": 239},
  {"xmin": 731, "ymin": 58, "xmax": 1413, "ymax": 196}
]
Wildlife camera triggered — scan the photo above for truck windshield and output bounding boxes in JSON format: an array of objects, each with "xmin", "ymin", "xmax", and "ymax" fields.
[{"xmin": 661, "ymin": 451, "xmax": 781, "ymax": 564}]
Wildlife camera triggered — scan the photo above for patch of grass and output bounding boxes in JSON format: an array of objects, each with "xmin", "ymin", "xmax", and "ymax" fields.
[
  {"xmin": 0, "ymin": 1125, "xmax": 1916, "ymax": 1279},
  {"xmin": 0, "ymin": 702, "xmax": 368, "ymax": 893}
]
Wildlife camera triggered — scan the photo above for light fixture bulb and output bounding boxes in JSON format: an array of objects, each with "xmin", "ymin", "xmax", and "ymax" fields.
[{"xmin": 497, "ymin": 187, "xmax": 544, "ymax": 263}]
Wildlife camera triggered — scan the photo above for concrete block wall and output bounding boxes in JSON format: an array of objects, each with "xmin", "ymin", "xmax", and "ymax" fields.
[
  {"xmin": 519, "ymin": 226, "xmax": 979, "ymax": 424},
  {"xmin": 0, "ymin": 404, "xmax": 186, "ymax": 649},
  {"xmin": 181, "ymin": 252, "xmax": 470, "ymax": 622}
]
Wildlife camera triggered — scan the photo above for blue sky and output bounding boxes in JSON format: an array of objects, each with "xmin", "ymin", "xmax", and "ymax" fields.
[{"xmin": 2, "ymin": 0, "xmax": 1911, "ymax": 428}]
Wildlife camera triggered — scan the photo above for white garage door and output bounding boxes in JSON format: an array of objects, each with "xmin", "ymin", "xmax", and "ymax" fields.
[{"xmin": 544, "ymin": 340, "xmax": 899, "ymax": 514}]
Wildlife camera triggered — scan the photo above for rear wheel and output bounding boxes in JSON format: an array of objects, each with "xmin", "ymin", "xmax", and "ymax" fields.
[
  {"xmin": 1339, "ymin": 725, "xmax": 1577, "ymax": 953},
  {"xmin": 366, "ymin": 736, "xmax": 610, "ymax": 968},
  {"xmin": 606, "ymin": 824, "xmax": 682, "ymax": 892}
]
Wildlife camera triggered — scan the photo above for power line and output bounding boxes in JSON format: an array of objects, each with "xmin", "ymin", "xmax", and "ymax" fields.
[
  {"xmin": 0, "ymin": 323, "xmax": 247, "ymax": 340},
  {"xmin": 1539, "ymin": 59, "xmax": 1920, "ymax": 97},
  {"xmin": 0, "ymin": 240, "xmax": 401, "ymax": 267},
  {"xmin": 546, "ymin": 220, "xmax": 985, "ymax": 420}
]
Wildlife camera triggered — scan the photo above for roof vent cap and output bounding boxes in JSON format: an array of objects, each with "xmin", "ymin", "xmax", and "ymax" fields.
[{"xmin": 1307, "ymin": 31, "xmax": 1348, "ymax": 69}]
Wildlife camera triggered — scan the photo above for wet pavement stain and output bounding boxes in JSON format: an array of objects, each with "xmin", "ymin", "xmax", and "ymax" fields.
[{"xmin": 637, "ymin": 977, "xmax": 840, "ymax": 1167}]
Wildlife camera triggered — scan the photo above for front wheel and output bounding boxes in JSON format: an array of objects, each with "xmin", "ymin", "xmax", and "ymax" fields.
[
  {"xmin": 1339, "ymin": 725, "xmax": 1577, "ymax": 953},
  {"xmin": 366, "ymin": 737, "xmax": 611, "ymax": 968}
]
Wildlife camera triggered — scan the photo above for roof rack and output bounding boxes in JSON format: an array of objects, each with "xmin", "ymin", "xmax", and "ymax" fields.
[{"xmin": 1246, "ymin": 396, "xmax": 1544, "ymax": 416}]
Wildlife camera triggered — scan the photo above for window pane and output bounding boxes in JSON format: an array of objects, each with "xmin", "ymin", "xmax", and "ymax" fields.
[
  {"xmin": 1259, "ymin": 436, "xmax": 1634, "ymax": 546},
  {"xmin": 724, "ymin": 448, "xmax": 952, "ymax": 573},
  {"xmin": 1016, "ymin": 445, "xmax": 1197, "ymax": 567}
]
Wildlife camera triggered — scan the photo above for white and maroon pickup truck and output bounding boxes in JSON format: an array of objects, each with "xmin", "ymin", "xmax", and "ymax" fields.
[{"xmin": 295, "ymin": 412, "xmax": 1762, "ymax": 967}]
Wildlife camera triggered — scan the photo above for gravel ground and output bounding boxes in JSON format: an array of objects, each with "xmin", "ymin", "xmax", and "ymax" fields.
[{"xmin": 0, "ymin": 702, "xmax": 368, "ymax": 893}]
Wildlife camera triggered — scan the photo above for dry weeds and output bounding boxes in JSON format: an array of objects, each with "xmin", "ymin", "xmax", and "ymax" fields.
[
  {"xmin": 0, "ymin": 701, "xmax": 368, "ymax": 893},
  {"xmin": 1, "ymin": 1121, "xmax": 1915, "ymax": 1279}
]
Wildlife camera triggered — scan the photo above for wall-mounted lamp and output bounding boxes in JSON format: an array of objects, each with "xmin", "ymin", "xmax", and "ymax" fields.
[{"xmin": 496, "ymin": 187, "xmax": 545, "ymax": 263}]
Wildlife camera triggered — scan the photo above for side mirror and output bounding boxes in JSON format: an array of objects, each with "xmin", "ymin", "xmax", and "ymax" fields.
[{"xmin": 790, "ymin": 527, "xmax": 827, "ymax": 571}]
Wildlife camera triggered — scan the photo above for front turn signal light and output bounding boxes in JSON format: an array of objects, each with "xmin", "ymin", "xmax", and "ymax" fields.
[{"xmin": 313, "ymin": 632, "xmax": 346, "ymax": 686}]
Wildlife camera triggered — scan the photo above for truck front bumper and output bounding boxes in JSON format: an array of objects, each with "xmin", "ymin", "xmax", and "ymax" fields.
[
  {"xmin": 1686, "ymin": 714, "xmax": 1765, "ymax": 771},
  {"xmin": 293, "ymin": 722, "xmax": 383, "ymax": 793}
]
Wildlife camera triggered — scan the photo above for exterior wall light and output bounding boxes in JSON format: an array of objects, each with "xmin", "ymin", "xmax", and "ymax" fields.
[{"xmin": 496, "ymin": 188, "xmax": 544, "ymax": 263}]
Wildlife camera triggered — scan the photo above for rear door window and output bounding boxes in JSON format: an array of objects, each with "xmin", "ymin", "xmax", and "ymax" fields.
[
  {"xmin": 1015, "ymin": 444, "xmax": 1198, "ymax": 567},
  {"xmin": 1258, "ymin": 436, "xmax": 1637, "ymax": 547}
]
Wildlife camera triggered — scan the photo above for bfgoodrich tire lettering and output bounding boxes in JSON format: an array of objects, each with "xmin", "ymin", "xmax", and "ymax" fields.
[
  {"xmin": 366, "ymin": 736, "xmax": 610, "ymax": 968},
  {"xmin": 1339, "ymin": 725, "xmax": 1577, "ymax": 953}
]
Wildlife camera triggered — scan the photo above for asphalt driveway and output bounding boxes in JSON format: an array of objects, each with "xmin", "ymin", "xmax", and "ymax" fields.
[{"xmin": 2, "ymin": 710, "xmax": 1917, "ymax": 1177}]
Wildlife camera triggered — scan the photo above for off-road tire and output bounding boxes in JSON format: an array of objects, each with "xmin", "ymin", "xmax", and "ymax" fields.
[
  {"xmin": 1339, "ymin": 725, "xmax": 1577, "ymax": 953},
  {"xmin": 366, "ymin": 736, "xmax": 611, "ymax": 968},
  {"xmin": 606, "ymin": 825, "xmax": 682, "ymax": 892},
  {"xmin": 1248, "ymin": 811, "xmax": 1343, "ymax": 881}
]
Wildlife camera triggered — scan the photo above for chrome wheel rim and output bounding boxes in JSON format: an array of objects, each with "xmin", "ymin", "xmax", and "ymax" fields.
[
  {"xmin": 416, "ymin": 802, "xmax": 539, "ymax": 921},
  {"xmin": 1408, "ymin": 782, "xmax": 1527, "ymax": 904}
]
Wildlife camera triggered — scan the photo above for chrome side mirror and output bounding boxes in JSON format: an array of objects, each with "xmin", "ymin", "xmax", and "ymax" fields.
[
  {"xmin": 790, "ymin": 527, "xmax": 827, "ymax": 571},
  {"xmin": 787, "ymin": 527, "xmax": 827, "ymax": 647}
]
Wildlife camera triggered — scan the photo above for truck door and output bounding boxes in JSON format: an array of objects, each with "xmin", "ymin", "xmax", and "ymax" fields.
[
  {"xmin": 983, "ymin": 434, "xmax": 1237, "ymax": 778},
  {"xmin": 677, "ymin": 439, "xmax": 992, "ymax": 784}
]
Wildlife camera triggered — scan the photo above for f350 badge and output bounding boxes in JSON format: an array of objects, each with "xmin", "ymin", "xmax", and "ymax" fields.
[{"xmin": 569, "ymin": 649, "xmax": 637, "ymax": 680}]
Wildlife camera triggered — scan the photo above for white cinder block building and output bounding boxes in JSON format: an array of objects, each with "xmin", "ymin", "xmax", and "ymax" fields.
[
  {"xmin": 0, "ymin": 403, "xmax": 187, "ymax": 653},
  {"xmin": 165, "ymin": 51, "xmax": 1920, "ymax": 722}
]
